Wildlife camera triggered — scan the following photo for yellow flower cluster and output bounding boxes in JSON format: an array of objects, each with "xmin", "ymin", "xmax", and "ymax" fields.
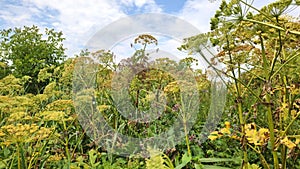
[
  {"xmin": 7, "ymin": 111, "xmax": 36, "ymax": 122},
  {"xmin": 208, "ymin": 122, "xmax": 300, "ymax": 150},
  {"xmin": 281, "ymin": 137, "xmax": 298, "ymax": 149},
  {"xmin": 47, "ymin": 153, "xmax": 64, "ymax": 162},
  {"xmin": 46, "ymin": 99, "xmax": 74, "ymax": 114},
  {"xmin": 38, "ymin": 111, "xmax": 73, "ymax": 122},
  {"xmin": 43, "ymin": 82, "xmax": 57, "ymax": 95},
  {"xmin": 0, "ymin": 75, "xmax": 24, "ymax": 95},
  {"xmin": 0, "ymin": 95, "xmax": 39, "ymax": 114},
  {"xmin": 33, "ymin": 94, "xmax": 49, "ymax": 103},
  {"xmin": 208, "ymin": 121, "xmax": 231, "ymax": 141},
  {"xmin": 245, "ymin": 123, "xmax": 269, "ymax": 146},
  {"xmin": 0, "ymin": 123, "xmax": 54, "ymax": 146},
  {"xmin": 164, "ymin": 81, "xmax": 180, "ymax": 93},
  {"xmin": 8, "ymin": 111, "xmax": 26, "ymax": 122}
]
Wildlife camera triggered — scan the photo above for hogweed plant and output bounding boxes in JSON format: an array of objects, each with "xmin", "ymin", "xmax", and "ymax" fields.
[{"xmin": 181, "ymin": 0, "xmax": 300, "ymax": 168}]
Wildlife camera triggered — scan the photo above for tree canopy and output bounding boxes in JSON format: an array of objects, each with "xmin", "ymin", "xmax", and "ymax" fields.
[{"xmin": 0, "ymin": 25, "xmax": 66, "ymax": 93}]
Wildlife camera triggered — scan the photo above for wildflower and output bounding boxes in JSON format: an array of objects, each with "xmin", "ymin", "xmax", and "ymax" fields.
[
  {"xmin": 172, "ymin": 104, "xmax": 180, "ymax": 112},
  {"xmin": 46, "ymin": 99, "xmax": 74, "ymax": 114},
  {"xmin": 291, "ymin": 110, "xmax": 298, "ymax": 117},
  {"xmin": 245, "ymin": 129, "xmax": 259, "ymax": 145},
  {"xmin": 7, "ymin": 111, "xmax": 26, "ymax": 122},
  {"xmin": 208, "ymin": 131, "xmax": 222, "ymax": 141},
  {"xmin": 164, "ymin": 81, "xmax": 179, "ymax": 93},
  {"xmin": 281, "ymin": 137, "xmax": 296, "ymax": 149},
  {"xmin": 48, "ymin": 153, "xmax": 63, "ymax": 161},
  {"xmin": 39, "ymin": 111, "xmax": 65, "ymax": 121},
  {"xmin": 189, "ymin": 134, "xmax": 196, "ymax": 141},
  {"xmin": 258, "ymin": 128, "xmax": 269, "ymax": 145},
  {"xmin": 295, "ymin": 138, "xmax": 300, "ymax": 145},
  {"xmin": 231, "ymin": 135, "xmax": 241, "ymax": 140},
  {"xmin": 34, "ymin": 127, "xmax": 54, "ymax": 140},
  {"xmin": 220, "ymin": 127, "xmax": 231, "ymax": 135},
  {"xmin": 0, "ymin": 123, "xmax": 54, "ymax": 146},
  {"xmin": 44, "ymin": 82, "xmax": 56, "ymax": 95},
  {"xmin": 208, "ymin": 122, "xmax": 232, "ymax": 141},
  {"xmin": 245, "ymin": 123, "xmax": 269, "ymax": 146},
  {"xmin": 0, "ymin": 131, "xmax": 5, "ymax": 137},
  {"xmin": 33, "ymin": 94, "xmax": 48, "ymax": 103},
  {"xmin": 224, "ymin": 121, "xmax": 230, "ymax": 129}
]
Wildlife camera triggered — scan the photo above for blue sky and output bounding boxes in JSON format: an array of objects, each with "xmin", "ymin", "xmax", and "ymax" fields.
[{"xmin": 0, "ymin": 0, "xmax": 299, "ymax": 57}]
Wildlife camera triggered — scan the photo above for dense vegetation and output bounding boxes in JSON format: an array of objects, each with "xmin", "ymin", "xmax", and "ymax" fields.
[{"xmin": 0, "ymin": 0, "xmax": 299, "ymax": 168}]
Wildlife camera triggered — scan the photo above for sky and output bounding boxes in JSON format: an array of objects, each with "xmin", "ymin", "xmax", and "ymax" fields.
[{"xmin": 0, "ymin": 0, "xmax": 299, "ymax": 60}]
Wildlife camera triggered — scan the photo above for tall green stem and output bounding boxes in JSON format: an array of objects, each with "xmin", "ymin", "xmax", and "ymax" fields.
[
  {"xmin": 181, "ymin": 94, "xmax": 191, "ymax": 157},
  {"xmin": 63, "ymin": 120, "xmax": 71, "ymax": 168},
  {"xmin": 226, "ymin": 35, "xmax": 248, "ymax": 168},
  {"xmin": 243, "ymin": 18, "xmax": 300, "ymax": 36},
  {"xmin": 17, "ymin": 144, "xmax": 21, "ymax": 169},
  {"xmin": 259, "ymin": 35, "xmax": 279, "ymax": 169},
  {"xmin": 265, "ymin": 93, "xmax": 279, "ymax": 168}
]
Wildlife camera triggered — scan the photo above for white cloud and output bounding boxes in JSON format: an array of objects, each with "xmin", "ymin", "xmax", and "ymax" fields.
[
  {"xmin": 178, "ymin": 0, "xmax": 300, "ymax": 34},
  {"xmin": 120, "ymin": 0, "xmax": 162, "ymax": 12},
  {"xmin": 121, "ymin": 0, "xmax": 148, "ymax": 8},
  {"xmin": 177, "ymin": 0, "xmax": 221, "ymax": 33},
  {"xmin": 134, "ymin": 0, "xmax": 147, "ymax": 8},
  {"xmin": 27, "ymin": 0, "xmax": 162, "ymax": 56},
  {"xmin": 0, "ymin": 3, "xmax": 40, "ymax": 28},
  {"xmin": 22, "ymin": 0, "xmax": 127, "ymax": 56},
  {"xmin": 4, "ymin": 0, "xmax": 296, "ymax": 59}
]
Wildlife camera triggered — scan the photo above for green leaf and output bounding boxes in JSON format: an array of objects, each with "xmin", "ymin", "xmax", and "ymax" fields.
[
  {"xmin": 199, "ymin": 158, "xmax": 235, "ymax": 163},
  {"xmin": 175, "ymin": 152, "xmax": 192, "ymax": 169},
  {"xmin": 202, "ymin": 165, "xmax": 232, "ymax": 169},
  {"xmin": 0, "ymin": 159, "xmax": 9, "ymax": 168},
  {"xmin": 3, "ymin": 148, "xmax": 10, "ymax": 157},
  {"xmin": 194, "ymin": 163, "xmax": 203, "ymax": 169}
]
